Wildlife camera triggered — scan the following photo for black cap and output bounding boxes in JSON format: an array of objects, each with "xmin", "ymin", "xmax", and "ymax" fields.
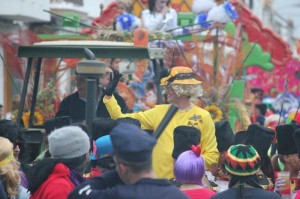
[
  {"xmin": 294, "ymin": 128, "xmax": 300, "ymax": 158},
  {"xmin": 116, "ymin": 117, "xmax": 141, "ymax": 128},
  {"xmin": 110, "ymin": 123, "xmax": 156, "ymax": 163},
  {"xmin": 44, "ymin": 116, "xmax": 72, "ymax": 135},
  {"xmin": 246, "ymin": 124, "xmax": 275, "ymax": 157},
  {"xmin": 251, "ymin": 88, "xmax": 263, "ymax": 94},
  {"xmin": 172, "ymin": 126, "xmax": 201, "ymax": 159},
  {"xmin": 92, "ymin": 118, "xmax": 116, "ymax": 140},
  {"xmin": 255, "ymin": 104, "xmax": 267, "ymax": 116},
  {"xmin": 276, "ymin": 124, "xmax": 297, "ymax": 155},
  {"xmin": 215, "ymin": 120, "xmax": 234, "ymax": 152},
  {"xmin": 234, "ymin": 130, "xmax": 247, "ymax": 145}
]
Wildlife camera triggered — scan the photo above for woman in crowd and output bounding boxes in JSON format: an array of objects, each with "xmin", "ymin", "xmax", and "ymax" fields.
[
  {"xmin": 0, "ymin": 120, "xmax": 29, "ymax": 189},
  {"xmin": 0, "ymin": 137, "xmax": 29, "ymax": 199},
  {"xmin": 141, "ymin": 0, "xmax": 177, "ymax": 32},
  {"xmin": 174, "ymin": 145, "xmax": 215, "ymax": 198},
  {"xmin": 0, "ymin": 137, "xmax": 20, "ymax": 199},
  {"xmin": 103, "ymin": 66, "xmax": 218, "ymax": 179},
  {"xmin": 211, "ymin": 144, "xmax": 281, "ymax": 199},
  {"xmin": 28, "ymin": 126, "xmax": 90, "ymax": 199}
]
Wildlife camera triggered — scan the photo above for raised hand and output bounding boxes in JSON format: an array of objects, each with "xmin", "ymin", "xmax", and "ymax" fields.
[{"xmin": 104, "ymin": 70, "xmax": 122, "ymax": 96}]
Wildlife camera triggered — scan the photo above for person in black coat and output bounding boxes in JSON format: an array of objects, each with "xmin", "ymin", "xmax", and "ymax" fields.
[
  {"xmin": 68, "ymin": 123, "xmax": 189, "ymax": 199},
  {"xmin": 56, "ymin": 70, "xmax": 128, "ymax": 123},
  {"xmin": 0, "ymin": 180, "xmax": 8, "ymax": 199}
]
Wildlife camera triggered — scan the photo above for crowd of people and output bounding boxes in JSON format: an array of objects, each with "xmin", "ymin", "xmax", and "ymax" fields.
[
  {"xmin": 1, "ymin": 0, "xmax": 300, "ymax": 199},
  {"xmin": 1, "ymin": 64, "xmax": 300, "ymax": 199}
]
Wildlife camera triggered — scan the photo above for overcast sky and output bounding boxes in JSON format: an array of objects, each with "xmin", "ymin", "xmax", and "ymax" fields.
[{"xmin": 273, "ymin": 0, "xmax": 300, "ymax": 38}]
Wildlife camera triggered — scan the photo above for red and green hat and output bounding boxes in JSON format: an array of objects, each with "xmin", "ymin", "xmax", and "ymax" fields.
[{"xmin": 225, "ymin": 144, "xmax": 261, "ymax": 176}]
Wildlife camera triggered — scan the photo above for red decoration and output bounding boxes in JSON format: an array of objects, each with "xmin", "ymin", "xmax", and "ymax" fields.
[
  {"xmin": 231, "ymin": 0, "xmax": 292, "ymax": 66},
  {"xmin": 141, "ymin": 0, "xmax": 148, "ymax": 3},
  {"xmin": 191, "ymin": 145, "xmax": 201, "ymax": 157}
]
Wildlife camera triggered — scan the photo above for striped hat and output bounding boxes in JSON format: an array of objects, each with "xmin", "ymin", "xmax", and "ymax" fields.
[{"xmin": 225, "ymin": 144, "xmax": 261, "ymax": 176}]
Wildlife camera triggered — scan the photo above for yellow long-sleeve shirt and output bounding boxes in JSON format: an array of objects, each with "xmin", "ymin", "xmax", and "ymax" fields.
[{"xmin": 104, "ymin": 96, "xmax": 219, "ymax": 179}]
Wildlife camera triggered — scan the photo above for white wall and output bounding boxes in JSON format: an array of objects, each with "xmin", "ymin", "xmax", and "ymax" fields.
[
  {"xmin": 0, "ymin": 0, "xmax": 50, "ymax": 22},
  {"xmin": 0, "ymin": 47, "xmax": 4, "ymax": 106}
]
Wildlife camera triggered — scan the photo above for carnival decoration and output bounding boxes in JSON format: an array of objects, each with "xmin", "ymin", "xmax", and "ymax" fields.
[
  {"xmin": 4, "ymin": 0, "xmax": 295, "ymax": 132},
  {"xmin": 117, "ymin": 13, "xmax": 134, "ymax": 31},
  {"xmin": 11, "ymin": 110, "xmax": 44, "ymax": 128},
  {"xmin": 204, "ymin": 105, "xmax": 223, "ymax": 122}
]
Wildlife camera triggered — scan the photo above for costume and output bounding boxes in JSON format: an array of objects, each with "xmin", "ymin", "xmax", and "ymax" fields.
[
  {"xmin": 56, "ymin": 90, "xmax": 128, "ymax": 122},
  {"xmin": 172, "ymin": 126, "xmax": 201, "ymax": 159},
  {"xmin": 235, "ymin": 124, "xmax": 275, "ymax": 190},
  {"xmin": 183, "ymin": 188, "xmax": 215, "ymax": 199},
  {"xmin": 103, "ymin": 96, "xmax": 218, "ymax": 178},
  {"xmin": 211, "ymin": 188, "xmax": 281, "ymax": 199},
  {"xmin": 276, "ymin": 125, "xmax": 300, "ymax": 197},
  {"xmin": 141, "ymin": 8, "xmax": 178, "ymax": 32},
  {"xmin": 68, "ymin": 170, "xmax": 189, "ymax": 199},
  {"xmin": 212, "ymin": 144, "xmax": 281, "ymax": 199},
  {"xmin": 30, "ymin": 163, "xmax": 77, "ymax": 199}
]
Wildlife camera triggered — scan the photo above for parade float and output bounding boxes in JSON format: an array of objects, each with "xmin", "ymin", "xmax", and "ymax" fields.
[{"xmin": 2, "ymin": 0, "xmax": 299, "ymax": 133}]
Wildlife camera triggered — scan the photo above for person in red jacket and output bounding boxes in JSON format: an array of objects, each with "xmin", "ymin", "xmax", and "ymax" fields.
[{"xmin": 28, "ymin": 126, "xmax": 90, "ymax": 199}]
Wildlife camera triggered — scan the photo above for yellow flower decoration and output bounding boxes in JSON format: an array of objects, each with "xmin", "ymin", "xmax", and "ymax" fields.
[
  {"xmin": 204, "ymin": 105, "xmax": 223, "ymax": 122},
  {"xmin": 21, "ymin": 111, "xmax": 44, "ymax": 128}
]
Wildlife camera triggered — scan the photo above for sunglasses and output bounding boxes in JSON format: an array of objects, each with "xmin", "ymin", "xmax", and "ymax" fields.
[{"xmin": 13, "ymin": 140, "xmax": 23, "ymax": 148}]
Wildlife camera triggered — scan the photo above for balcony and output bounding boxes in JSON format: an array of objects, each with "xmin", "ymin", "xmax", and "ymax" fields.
[{"xmin": 0, "ymin": 0, "xmax": 50, "ymax": 22}]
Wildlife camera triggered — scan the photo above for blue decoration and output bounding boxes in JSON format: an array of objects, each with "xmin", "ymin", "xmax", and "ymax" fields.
[
  {"xmin": 224, "ymin": 2, "xmax": 238, "ymax": 20},
  {"xmin": 183, "ymin": 27, "xmax": 190, "ymax": 35},
  {"xmin": 117, "ymin": 13, "xmax": 134, "ymax": 31},
  {"xmin": 197, "ymin": 13, "xmax": 212, "ymax": 28}
]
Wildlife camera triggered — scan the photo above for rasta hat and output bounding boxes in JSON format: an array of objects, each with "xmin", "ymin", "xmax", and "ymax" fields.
[
  {"xmin": 276, "ymin": 124, "xmax": 297, "ymax": 155},
  {"xmin": 172, "ymin": 126, "xmax": 201, "ymax": 159},
  {"xmin": 215, "ymin": 120, "xmax": 235, "ymax": 152},
  {"xmin": 225, "ymin": 144, "xmax": 261, "ymax": 177},
  {"xmin": 160, "ymin": 66, "xmax": 202, "ymax": 86}
]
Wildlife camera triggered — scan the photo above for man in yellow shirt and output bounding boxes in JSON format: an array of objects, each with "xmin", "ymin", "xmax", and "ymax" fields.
[{"xmin": 103, "ymin": 66, "xmax": 219, "ymax": 179}]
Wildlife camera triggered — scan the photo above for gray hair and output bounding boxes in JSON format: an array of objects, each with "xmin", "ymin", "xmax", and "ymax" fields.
[{"xmin": 163, "ymin": 84, "xmax": 203, "ymax": 99}]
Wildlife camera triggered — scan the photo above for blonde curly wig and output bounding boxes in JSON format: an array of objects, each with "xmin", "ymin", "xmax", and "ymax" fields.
[
  {"xmin": 163, "ymin": 84, "xmax": 204, "ymax": 99},
  {"xmin": 0, "ymin": 137, "xmax": 20, "ymax": 197}
]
